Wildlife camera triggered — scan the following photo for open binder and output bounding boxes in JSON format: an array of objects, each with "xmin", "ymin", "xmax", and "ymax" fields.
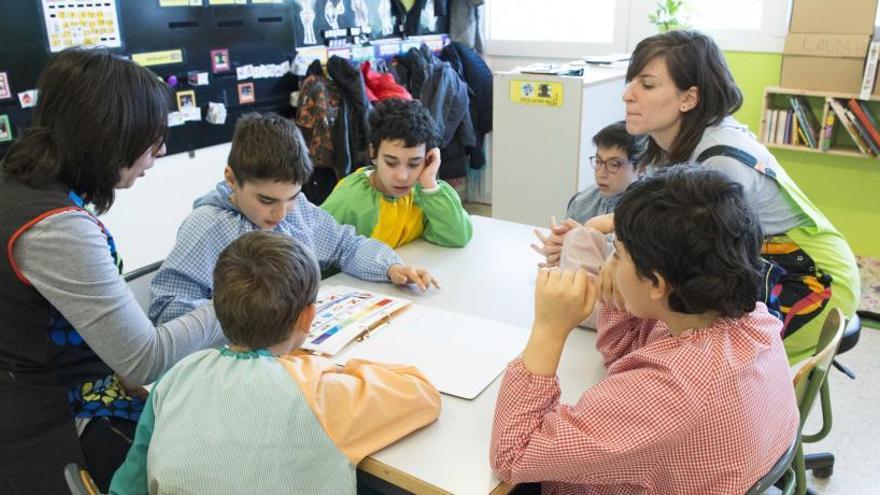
[{"xmin": 301, "ymin": 286, "xmax": 412, "ymax": 356}]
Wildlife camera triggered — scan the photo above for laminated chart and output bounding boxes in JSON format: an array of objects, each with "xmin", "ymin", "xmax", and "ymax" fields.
[{"xmin": 41, "ymin": 0, "xmax": 122, "ymax": 52}]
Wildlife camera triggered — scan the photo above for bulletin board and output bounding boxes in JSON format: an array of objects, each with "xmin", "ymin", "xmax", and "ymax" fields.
[{"xmin": 0, "ymin": 0, "xmax": 448, "ymax": 158}]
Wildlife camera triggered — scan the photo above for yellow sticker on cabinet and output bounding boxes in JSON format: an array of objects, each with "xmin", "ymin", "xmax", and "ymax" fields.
[
  {"xmin": 510, "ymin": 80, "xmax": 563, "ymax": 107},
  {"xmin": 131, "ymin": 49, "xmax": 184, "ymax": 67}
]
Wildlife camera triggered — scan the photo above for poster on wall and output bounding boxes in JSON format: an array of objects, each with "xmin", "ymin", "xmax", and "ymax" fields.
[
  {"xmin": 291, "ymin": 0, "xmax": 429, "ymax": 47},
  {"xmin": 40, "ymin": 0, "xmax": 123, "ymax": 53}
]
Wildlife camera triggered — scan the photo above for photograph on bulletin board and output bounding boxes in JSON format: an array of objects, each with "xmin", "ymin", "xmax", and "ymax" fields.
[
  {"xmin": 0, "ymin": 115, "xmax": 12, "ymax": 143},
  {"xmin": 0, "ymin": 72, "xmax": 11, "ymax": 100}
]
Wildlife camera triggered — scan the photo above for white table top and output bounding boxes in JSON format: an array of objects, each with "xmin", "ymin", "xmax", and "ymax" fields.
[{"xmin": 326, "ymin": 215, "xmax": 608, "ymax": 494}]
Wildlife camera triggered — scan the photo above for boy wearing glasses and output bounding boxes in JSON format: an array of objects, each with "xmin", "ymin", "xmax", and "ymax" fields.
[
  {"xmin": 532, "ymin": 122, "xmax": 646, "ymax": 270},
  {"xmin": 567, "ymin": 121, "xmax": 646, "ymax": 223}
]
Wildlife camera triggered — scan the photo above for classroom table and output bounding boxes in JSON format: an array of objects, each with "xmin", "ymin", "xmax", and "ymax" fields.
[{"xmin": 325, "ymin": 215, "xmax": 609, "ymax": 495}]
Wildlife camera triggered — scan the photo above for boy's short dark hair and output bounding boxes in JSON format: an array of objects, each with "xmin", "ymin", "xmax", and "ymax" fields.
[
  {"xmin": 368, "ymin": 98, "xmax": 439, "ymax": 156},
  {"xmin": 614, "ymin": 166, "xmax": 764, "ymax": 318},
  {"xmin": 592, "ymin": 121, "xmax": 647, "ymax": 168},
  {"xmin": 213, "ymin": 231, "xmax": 320, "ymax": 349},
  {"xmin": 228, "ymin": 112, "xmax": 313, "ymax": 185}
]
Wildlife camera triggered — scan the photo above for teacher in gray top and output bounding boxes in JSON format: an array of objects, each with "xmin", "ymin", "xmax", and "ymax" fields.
[{"xmin": 0, "ymin": 48, "xmax": 225, "ymax": 494}]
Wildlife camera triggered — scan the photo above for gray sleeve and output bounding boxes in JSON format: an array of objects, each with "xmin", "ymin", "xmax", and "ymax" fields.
[
  {"xmin": 13, "ymin": 210, "xmax": 227, "ymax": 385},
  {"xmin": 700, "ymin": 156, "xmax": 806, "ymax": 235}
]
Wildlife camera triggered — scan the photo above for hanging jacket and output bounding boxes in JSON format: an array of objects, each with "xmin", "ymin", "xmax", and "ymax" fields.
[
  {"xmin": 361, "ymin": 61, "xmax": 412, "ymax": 102},
  {"xmin": 440, "ymin": 41, "xmax": 492, "ymax": 167},
  {"xmin": 393, "ymin": 45, "xmax": 434, "ymax": 99},
  {"xmin": 296, "ymin": 60, "xmax": 343, "ymax": 180},
  {"xmin": 327, "ymin": 56, "xmax": 373, "ymax": 178},
  {"xmin": 420, "ymin": 53, "xmax": 476, "ymax": 179}
]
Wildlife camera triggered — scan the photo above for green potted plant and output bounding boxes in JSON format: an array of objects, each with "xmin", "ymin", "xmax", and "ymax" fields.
[{"xmin": 648, "ymin": 0, "xmax": 689, "ymax": 33}]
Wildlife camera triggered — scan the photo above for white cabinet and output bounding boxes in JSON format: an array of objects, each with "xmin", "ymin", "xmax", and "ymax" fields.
[{"xmin": 491, "ymin": 67, "xmax": 626, "ymax": 226}]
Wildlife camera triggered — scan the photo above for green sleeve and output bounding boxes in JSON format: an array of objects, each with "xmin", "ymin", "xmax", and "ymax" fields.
[
  {"xmin": 416, "ymin": 181, "xmax": 473, "ymax": 247},
  {"xmin": 320, "ymin": 172, "xmax": 380, "ymax": 238},
  {"xmin": 108, "ymin": 390, "xmax": 158, "ymax": 495}
]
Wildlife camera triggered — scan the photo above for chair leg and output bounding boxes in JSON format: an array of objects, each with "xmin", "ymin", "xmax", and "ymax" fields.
[
  {"xmin": 802, "ymin": 380, "xmax": 833, "ymax": 443},
  {"xmin": 803, "ymin": 453, "xmax": 834, "ymax": 478},
  {"xmin": 794, "ymin": 445, "xmax": 807, "ymax": 495},
  {"xmin": 831, "ymin": 358, "xmax": 855, "ymax": 379}
]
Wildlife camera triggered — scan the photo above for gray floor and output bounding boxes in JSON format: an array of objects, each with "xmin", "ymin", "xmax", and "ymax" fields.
[{"xmin": 462, "ymin": 202, "xmax": 879, "ymax": 493}]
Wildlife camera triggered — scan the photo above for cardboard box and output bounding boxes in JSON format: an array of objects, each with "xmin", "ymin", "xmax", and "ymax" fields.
[
  {"xmin": 790, "ymin": 0, "xmax": 878, "ymax": 35},
  {"xmin": 781, "ymin": 33, "xmax": 870, "ymax": 93}
]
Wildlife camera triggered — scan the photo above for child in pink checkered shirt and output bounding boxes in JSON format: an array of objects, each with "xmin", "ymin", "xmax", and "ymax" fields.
[{"xmin": 491, "ymin": 167, "xmax": 799, "ymax": 495}]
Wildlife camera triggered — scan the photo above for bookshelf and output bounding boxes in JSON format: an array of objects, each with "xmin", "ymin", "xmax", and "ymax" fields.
[{"xmin": 760, "ymin": 86, "xmax": 880, "ymax": 159}]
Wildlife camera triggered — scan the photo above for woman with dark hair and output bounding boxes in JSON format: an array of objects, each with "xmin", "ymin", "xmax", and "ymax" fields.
[
  {"xmin": 0, "ymin": 49, "xmax": 225, "ymax": 493},
  {"xmin": 620, "ymin": 30, "xmax": 859, "ymax": 364}
]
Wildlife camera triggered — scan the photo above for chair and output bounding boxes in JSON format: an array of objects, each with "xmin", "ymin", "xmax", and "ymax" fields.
[
  {"xmin": 801, "ymin": 312, "xmax": 862, "ymax": 478},
  {"xmin": 63, "ymin": 463, "xmax": 99, "ymax": 495},
  {"xmin": 748, "ymin": 308, "xmax": 844, "ymax": 495},
  {"xmin": 745, "ymin": 437, "xmax": 797, "ymax": 495},
  {"xmin": 789, "ymin": 308, "xmax": 845, "ymax": 495},
  {"xmin": 123, "ymin": 261, "xmax": 163, "ymax": 314}
]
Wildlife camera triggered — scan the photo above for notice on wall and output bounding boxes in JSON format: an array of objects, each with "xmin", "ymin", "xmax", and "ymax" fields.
[
  {"xmin": 159, "ymin": 0, "xmax": 203, "ymax": 7},
  {"xmin": 41, "ymin": 0, "xmax": 123, "ymax": 53},
  {"xmin": 509, "ymin": 80, "xmax": 564, "ymax": 108}
]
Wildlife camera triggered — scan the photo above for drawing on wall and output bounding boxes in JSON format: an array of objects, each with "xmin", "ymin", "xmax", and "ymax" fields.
[
  {"xmin": 324, "ymin": 0, "xmax": 345, "ymax": 30},
  {"xmin": 352, "ymin": 0, "xmax": 369, "ymax": 28},
  {"xmin": 421, "ymin": 0, "xmax": 437, "ymax": 31},
  {"xmin": 296, "ymin": 0, "xmax": 317, "ymax": 45},
  {"xmin": 378, "ymin": 0, "xmax": 393, "ymax": 35}
]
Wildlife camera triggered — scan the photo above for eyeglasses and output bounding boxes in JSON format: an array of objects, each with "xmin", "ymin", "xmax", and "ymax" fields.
[{"xmin": 589, "ymin": 155, "xmax": 630, "ymax": 174}]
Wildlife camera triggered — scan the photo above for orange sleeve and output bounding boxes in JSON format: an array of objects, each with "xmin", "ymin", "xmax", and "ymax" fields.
[{"xmin": 279, "ymin": 353, "xmax": 441, "ymax": 464}]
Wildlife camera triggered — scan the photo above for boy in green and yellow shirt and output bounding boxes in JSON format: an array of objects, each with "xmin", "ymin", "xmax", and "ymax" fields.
[{"xmin": 321, "ymin": 98, "xmax": 473, "ymax": 248}]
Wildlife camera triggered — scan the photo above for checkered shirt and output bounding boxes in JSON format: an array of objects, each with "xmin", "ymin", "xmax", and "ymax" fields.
[{"xmin": 491, "ymin": 303, "xmax": 799, "ymax": 495}]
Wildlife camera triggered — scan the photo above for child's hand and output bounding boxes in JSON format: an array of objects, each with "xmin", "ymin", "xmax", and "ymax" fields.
[
  {"xmin": 530, "ymin": 216, "xmax": 581, "ymax": 267},
  {"xmin": 584, "ymin": 213, "xmax": 614, "ymax": 234},
  {"xmin": 388, "ymin": 264, "xmax": 440, "ymax": 292},
  {"xmin": 418, "ymin": 148, "xmax": 442, "ymax": 190},
  {"xmin": 597, "ymin": 255, "xmax": 625, "ymax": 310},
  {"xmin": 533, "ymin": 268, "xmax": 597, "ymax": 337}
]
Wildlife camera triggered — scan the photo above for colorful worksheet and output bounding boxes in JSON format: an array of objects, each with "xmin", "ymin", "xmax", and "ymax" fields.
[{"xmin": 301, "ymin": 286, "xmax": 412, "ymax": 356}]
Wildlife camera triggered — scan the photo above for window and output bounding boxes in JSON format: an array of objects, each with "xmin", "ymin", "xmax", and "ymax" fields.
[
  {"xmin": 485, "ymin": 0, "xmax": 629, "ymax": 58},
  {"xmin": 684, "ymin": 0, "xmax": 788, "ymax": 52},
  {"xmin": 485, "ymin": 1, "xmax": 791, "ymax": 58}
]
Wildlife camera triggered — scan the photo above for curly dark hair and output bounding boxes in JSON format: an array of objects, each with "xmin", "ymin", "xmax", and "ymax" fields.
[
  {"xmin": 368, "ymin": 98, "xmax": 439, "ymax": 157},
  {"xmin": 593, "ymin": 121, "xmax": 647, "ymax": 168},
  {"xmin": 614, "ymin": 166, "xmax": 764, "ymax": 318}
]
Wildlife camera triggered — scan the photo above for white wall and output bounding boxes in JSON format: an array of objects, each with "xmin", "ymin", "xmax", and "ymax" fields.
[{"xmin": 100, "ymin": 143, "xmax": 230, "ymax": 272}]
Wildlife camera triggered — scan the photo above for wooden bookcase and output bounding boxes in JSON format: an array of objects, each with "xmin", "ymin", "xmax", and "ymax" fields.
[{"xmin": 760, "ymin": 86, "xmax": 880, "ymax": 159}]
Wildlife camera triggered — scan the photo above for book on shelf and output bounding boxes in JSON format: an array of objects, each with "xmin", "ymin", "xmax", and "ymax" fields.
[
  {"xmin": 778, "ymin": 109, "xmax": 788, "ymax": 144},
  {"xmin": 788, "ymin": 96, "xmax": 819, "ymax": 148},
  {"xmin": 762, "ymin": 108, "xmax": 772, "ymax": 143},
  {"xmin": 847, "ymin": 98, "xmax": 880, "ymax": 150},
  {"xmin": 821, "ymin": 102, "xmax": 836, "ymax": 151},
  {"xmin": 860, "ymin": 40, "xmax": 880, "ymax": 101},
  {"xmin": 828, "ymin": 98, "xmax": 872, "ymax": 155},
  {"xmin": 782, "ymin": 110, "xmax": 794, "ymax": 144},
  {"xmin": 845, "ymin": 107, "xmax": 880, "ymax": 155}
]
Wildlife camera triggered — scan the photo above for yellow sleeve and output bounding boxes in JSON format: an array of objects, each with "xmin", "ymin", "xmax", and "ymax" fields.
[{"xmin": 279, "ymin": 354, "xmax": 441, "ymax": 464}]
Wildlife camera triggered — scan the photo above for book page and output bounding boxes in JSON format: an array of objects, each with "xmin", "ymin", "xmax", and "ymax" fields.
[
  {"xmin": 335, "ymin": 305, "xmax": 530, "ymax": 400},
  {"xmin": 301, "ymin": 286, "xmax": 411, "ymax": 356}
]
